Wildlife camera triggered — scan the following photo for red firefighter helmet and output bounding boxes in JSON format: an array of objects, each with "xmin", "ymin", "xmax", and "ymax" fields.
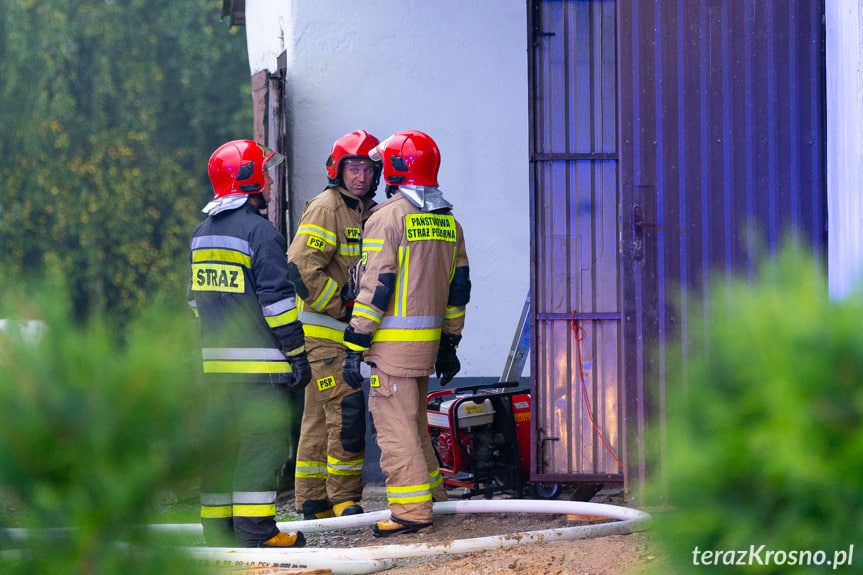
[
  {"xmin": 370, "ymin": 130, "xmax": 441, "ymax": 188},
  {"xmin": 208, "ymin": 140, "xmax": 285, "ymax": 199},
  {"xmin": 326, "ymin": 130, "xmax": 382, "ymax": 192}
]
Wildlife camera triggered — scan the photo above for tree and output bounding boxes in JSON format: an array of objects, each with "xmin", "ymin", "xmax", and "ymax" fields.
[{"xmin": 0, "ymin": 0, "xmax": 253, "ymax": 324}]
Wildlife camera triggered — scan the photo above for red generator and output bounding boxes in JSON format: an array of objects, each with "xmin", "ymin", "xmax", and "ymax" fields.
[{"xmin": 426, "ymin": 383, "xmax": 561, "ymax": 499}]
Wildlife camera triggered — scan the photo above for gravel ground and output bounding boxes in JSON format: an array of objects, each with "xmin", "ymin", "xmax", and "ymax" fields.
[
  {"xmin": 2, "ymin": 483, "xmax": 662, "ymax": 574},
  {"xmin": 275, "ymin": 484, "xmax": 663, "ymax": 574}
]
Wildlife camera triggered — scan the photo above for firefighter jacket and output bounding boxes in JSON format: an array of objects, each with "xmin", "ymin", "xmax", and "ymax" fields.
[
  {"xmin": 189, "ymin": 202, "xmax": 305, "ymax": 383},
  {"xmin": 287, "ymin": 187, "xmax": 373, "ymax": 362},
  {"xmin": 344, "ymin": 190, "xmax": 470, "ymax": 377}
]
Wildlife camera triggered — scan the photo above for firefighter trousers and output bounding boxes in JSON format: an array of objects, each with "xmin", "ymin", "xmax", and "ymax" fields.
[
  {"xmin": 368, "ymin": 368, "xmax": 447, "ymax": 525},
  {"xmin": 294, "ymin": 351, "xmax": 366, "ymax": 512},
  {"xmin": 200, "ymin": 381, "xmax": 291, "ymax": 546}
]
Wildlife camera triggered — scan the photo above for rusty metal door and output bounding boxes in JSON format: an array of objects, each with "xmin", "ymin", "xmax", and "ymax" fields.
[
  {"xmin": 528, "ymin": 0, "xmax": 624, "ymax": 486},
  {"xmin": 252, "ymin": 52, "xmax": 289, "ymax": 238}
]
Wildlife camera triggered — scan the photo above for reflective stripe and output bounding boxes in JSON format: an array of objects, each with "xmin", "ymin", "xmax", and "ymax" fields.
[
  {"xmin": 192, "ymin": 248, "xmax": 252, "ymax": 268},
  {"xmin": 344, "ymin": 340, "xmax": 368, "ymax": 352},
  {"xmin": 429, "ymin": 468, "xmax": 443, "ymax": 490},
  {"xmin": 386, "ymin": 483, "xmax": 432, "ymax": 505},
  {"xmin": 263, "ymin": 295, "xmax": 299, "ymax": 328},
  {"xmin": 265, "ymin": 308, "xmax": 299, "ymax": 328},
  {"xmin": 302, "ymin": 324, "xmax": 344, "ymax": 343},
  {"xmin": 299, "ymin": 310, "xmax": 347, "ymax": 331},
  {"xmin": 233, "ymin": 492, "xmax": 278, "ymax": 516},
  {"xmin": 234, "ymin": 491, "xmax": 277, "ymax": 504},
  {"xmin": 295, "ymin": 460, "xmax": 328, "ymax": 479},
  {"xmin": 299, "ymin": 306, "xmax": 346, "ymax": 344},
  {"xmin": 387, "ymin": 483, "xmax": 431, "ymax": 493},
  {"xmin": 203, "ymin": 361, "xmax": 290, "ymax": 374},
  {"xmin": 363, "ymin": 238, "xmax": 384, "ymax": 251},
  {"xmin": 387, "ymin": 495, "xmax": 431, "ymax": 504},
  {"xmin": 201, "ymin": 505, "xmax": 232, "ymax": 519},
  {"xmin": 192, "ymin": 235, "xmax": 253, "ymax": 257},
  {"xmin": 300, "ymin": 306, "xmax": 346, "ymax": 341},
  {"xmin": 297, "ymin": 224, "xmax": 337, "ymax": 246},
  {"xmin": 284, "ymin": 345, "xmax": 306, "ymax": 357},
  {"xmin": 352, "ymin": 302, "xmax": 382, "ymax": 323},
  {"xmin": 201, "ymin": 492, "xmax": 233, "ymax": 517},
  {"xmin": 309, "ymin": 277, "xmax": 338, "ymax": 311},
  {"xmin": 233, "ymin": 503, "xmax": 276, "ymax": 517},
  {"xmin": 262, "ymin": 295, "xmax": 299, "ymax": 328},
  {"xmin": 338, "ymin": 244, "xmax": 361, "ymax": 257},
  {"xmin": 203, "ymin": 348, "xmax": 285, "ymax": 360},
  {"xmin": 379, "ymin": 315, "xmax": 443, "ymax": 329},
  {"xmin": 396, "ymin": 246, "xmax": 409, "ymax": 316},
  {"xmin": 202, "ymin": 347, "xmax": 289, "ymax": 373},
  {"xmin": 373, "ymin": 327, "xmax": 442, "ymax": 343},
  {"xmin": 327, "ymin": 455, "xmax": 364, "ymax": 476},
  {"xmin": 262, "ymin": 297, "xmax": 298, "ymax": 317},
  {"xmin": 445, "ymin": 306, "xmax": 466, "ymax": 319}
]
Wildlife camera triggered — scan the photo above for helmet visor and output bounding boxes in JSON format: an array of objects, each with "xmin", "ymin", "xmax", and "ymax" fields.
[
  {"xmin": 368, "ymin": 135, "xmax": 394, "ymax": 162},
  {"xmin": 262, "ymin": 146, "xmax": 286, "ymax": 170}
]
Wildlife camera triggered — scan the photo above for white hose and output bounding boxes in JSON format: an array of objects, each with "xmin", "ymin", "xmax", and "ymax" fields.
[
  {"xmin": 176, "ymin": 499, "xmax": 651, "ymax": 573},
  {"xmin": 187, "ymin": 551, "xmax": 392, "ymax": 574},
  {"xmin": 4, "ymin": 500, "xmax": 650, "ymax": 575}
]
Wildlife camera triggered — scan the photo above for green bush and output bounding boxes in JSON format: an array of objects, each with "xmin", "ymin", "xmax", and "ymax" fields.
[
  {"xmin": 651, "ymin": 245, "xmax": 863, "ymax": 573},
  {"xmin": 0, "ymin": 284, "xmax": 210, "ymax": 574}
]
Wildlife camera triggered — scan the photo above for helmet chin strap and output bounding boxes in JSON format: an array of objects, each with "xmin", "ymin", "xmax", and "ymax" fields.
[
  {"xmin": 399, "ymin": 186, "xmax": 453, "ymax": 212},
  {"xmin": 247, "ymin": 193, "xmax": 267, "ymax": 210}
]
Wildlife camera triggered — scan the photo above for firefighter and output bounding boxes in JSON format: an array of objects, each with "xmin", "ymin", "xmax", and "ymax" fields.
[
  {"xmin": 189, "ymin": 140, "xmax": 312, "ymax": 548},
  {"xmin": 287, "ymin": 130, "xmax": 381, "ymax": 520},
  {"xmin": 342, "ymin": 130, "xmax": 470, "ymax": 537}
]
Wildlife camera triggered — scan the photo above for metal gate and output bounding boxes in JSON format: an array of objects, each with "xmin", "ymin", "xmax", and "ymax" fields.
[
  {"xmin": 530, "ymin": 0, "xmax": 826, "ymax": 501},
  {"xmin": 528, "ymin": 0, "xmax": 624, "ymax": 487},
  {"xmin": 616, "ymin": 0, "xmax": 826, "ymax": 500}
]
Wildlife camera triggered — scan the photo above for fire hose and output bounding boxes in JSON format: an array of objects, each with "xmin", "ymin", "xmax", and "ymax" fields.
[
  {"xmin": 3, "ymin": 500, "xmax": 650, "ymax": 574},
  {"xmin": 169, "ymin": 499, "xmax": 651, "ymax": 573}
]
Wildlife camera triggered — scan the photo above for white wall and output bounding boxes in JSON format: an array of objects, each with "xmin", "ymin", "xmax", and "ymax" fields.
[
  {"xmin": 245, "ymin": 0, "xmax": 530, "ymax": 377},
  {"xmin": 826, "ymin": 0, "xmax": 863, "ymax": 300}
]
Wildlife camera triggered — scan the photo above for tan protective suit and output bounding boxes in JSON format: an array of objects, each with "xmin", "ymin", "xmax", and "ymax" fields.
[
  {"xmin": 287, "ymin": 186, "xmax": 373, "ymax": 514},
  {"xmin": 346, "ymin": 190, "xmax": 470, "ymax": 524}
]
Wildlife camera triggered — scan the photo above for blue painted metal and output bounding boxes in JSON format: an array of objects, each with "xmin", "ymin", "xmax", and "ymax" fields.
[
  {"xmin": 529, "ymin": 0, "xmax": 826, "ymax": 498},
  {"xmin": 617, "ymin": 0, "xmax": 826, "ymax": 500}
]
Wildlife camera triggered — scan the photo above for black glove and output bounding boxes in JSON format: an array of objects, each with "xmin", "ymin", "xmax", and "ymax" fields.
[
  {"xmin": 342, "ymin": 349, "xmax": 365, "ymax": 390},
  {"xmin": 286, "ymin": 352, "xmax": 311, "ymax": 391},
  {"xmin": 340, "ymin": 281, "xmax": 357, "ymax": 304},
  {"xmin": 435, "ymin": 333, "xmax": 462, "ymax": 386},
  {"xmin": 338, "ymin": 284, "xmax": 355, "ymax": 322}
]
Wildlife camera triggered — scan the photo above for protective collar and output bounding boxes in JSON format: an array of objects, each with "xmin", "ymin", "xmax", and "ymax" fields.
[
  {"xmin": 399, "ymin": 185, "xmax": 453, "ymax": 212},
  {"xmin": 202, "ymin": 195, "xmax": 248, "ymax": 216}
]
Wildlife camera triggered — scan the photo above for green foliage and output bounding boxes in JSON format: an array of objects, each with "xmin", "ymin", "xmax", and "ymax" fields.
[
  {"xmin": 650, "ymin": 244, "xmax": 863, "ymax": 573},
  {"xmin": 0, "ymin": 0, "xmax": 252, "ymax": 324},
  {"xmin": 0, "ymin": 282, "xmax": 209, "ymax": 573}
]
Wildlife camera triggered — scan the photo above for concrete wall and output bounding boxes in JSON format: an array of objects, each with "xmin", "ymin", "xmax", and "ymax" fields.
[{"xmin": 244, "ymin": 0, "xmax": 530, "ymax": 377}]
